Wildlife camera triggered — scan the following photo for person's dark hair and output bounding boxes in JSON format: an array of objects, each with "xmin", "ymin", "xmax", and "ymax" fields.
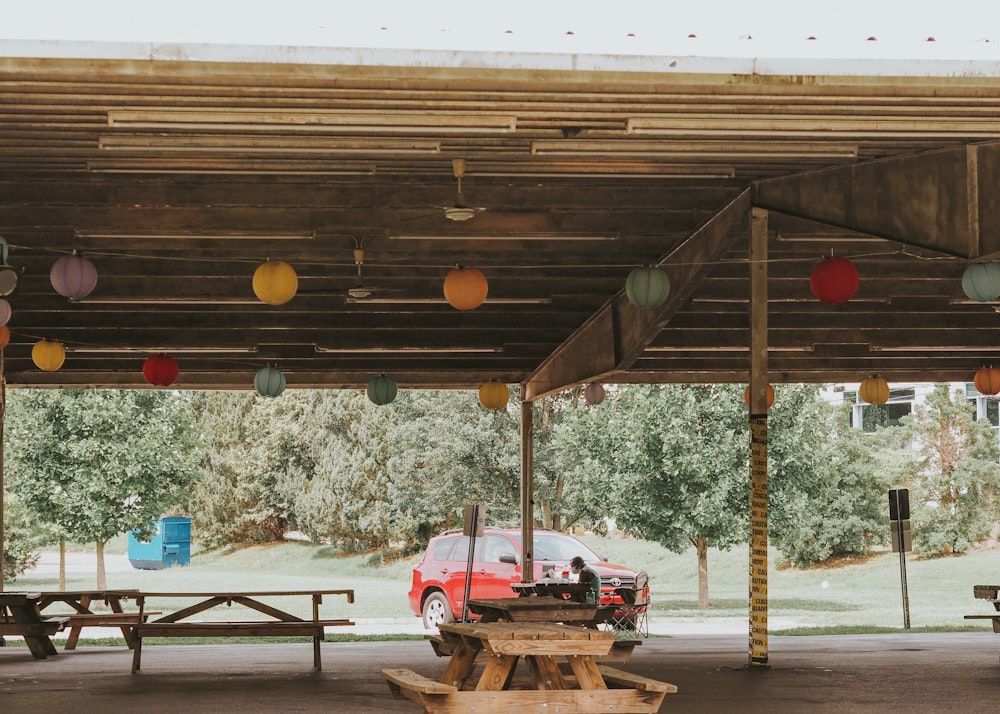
[{"xmin": 570, "ymin": 556, "xmax": 586, "ymax": 569}]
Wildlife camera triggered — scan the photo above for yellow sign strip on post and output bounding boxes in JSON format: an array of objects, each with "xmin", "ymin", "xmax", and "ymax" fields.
[{"xmin": 748, "ymin": 414, "xmax": 769, "ymax": 666}]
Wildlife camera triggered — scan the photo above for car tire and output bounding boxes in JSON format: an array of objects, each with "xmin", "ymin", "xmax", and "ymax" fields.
[{"xmin": 422, "ymin": 591, "xmax": 454, "ymax": 630}]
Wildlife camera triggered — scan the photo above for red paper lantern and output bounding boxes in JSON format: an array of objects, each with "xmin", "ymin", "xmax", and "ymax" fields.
[
  {"xmin": 975, "ymin": 366, "xmax": 1000, "ymax": 396},
  {"xmin": 809, "ymin": 257, "xmax": 859, "ymax": 305},
  {"xmin": 0, "ymin": 324, "xmax": 9, "ymax": 349},
  {"xmin": 143, "ymin": 353, "xmax": 179, "ymax": 387}
]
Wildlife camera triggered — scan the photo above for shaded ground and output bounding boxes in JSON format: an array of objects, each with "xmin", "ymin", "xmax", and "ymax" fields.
[{"xmin": 3, "ymin": 632, "xmax": 1000, "ymax": 713}]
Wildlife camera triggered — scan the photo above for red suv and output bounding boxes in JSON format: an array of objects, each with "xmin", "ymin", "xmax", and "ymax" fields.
[{"xmin": 408, "ymin": 527, "xmax": 649, "ymax": 629}]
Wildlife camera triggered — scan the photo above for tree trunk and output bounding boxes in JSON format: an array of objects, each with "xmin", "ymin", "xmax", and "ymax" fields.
[
  {"xmin": 696, "ymin": 536, "xmax": 711, "ymax": 610},
  {"xmin": 95, "ymin": 541, "xmax": 107, "ymax": 590},
  {"xmin": 59, "ymin": 537, "xmax": 66, "ymax": 591}
]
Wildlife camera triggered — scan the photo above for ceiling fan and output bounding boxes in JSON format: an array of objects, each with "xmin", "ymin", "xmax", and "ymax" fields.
[
  {"xmin": 346, "ymin": 243, "xmax": 380, "ymax": 299},
  {"xmin": 442, "ymin": 158, "xmax": 487, "ymax": 222}
]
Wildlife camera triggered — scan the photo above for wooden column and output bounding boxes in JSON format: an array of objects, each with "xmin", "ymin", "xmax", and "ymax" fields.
[
  {"xmin": 748, "ymin": 207, "xmax": 769, "ymax": 667},
  {"xmin": 519, "ymin": 390, "xmax": 534, "ymax": 583}
]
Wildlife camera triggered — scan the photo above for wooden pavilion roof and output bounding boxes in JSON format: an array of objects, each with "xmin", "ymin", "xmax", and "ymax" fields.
[{"xmin": 2, "ymin": 46, "xmax": 1000, "ymax": 396}]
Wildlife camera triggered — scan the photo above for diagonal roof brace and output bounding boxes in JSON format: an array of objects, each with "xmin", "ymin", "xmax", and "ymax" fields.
[{"xmin": 523, "ymin": 189, "xmax": 751, "ymax": 401}]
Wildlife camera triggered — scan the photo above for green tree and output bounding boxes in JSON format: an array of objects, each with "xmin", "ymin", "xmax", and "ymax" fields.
[
  {"xmin": 901, "ymin": 383, "xmax": 1000, "ymax": 556},
  {"xmin": 2, "ymin": 491, "xmax": 48, "ymax": 582},
  {"xmin": 602, "ymin": 384, "xmax": 750, "ymax": 609},
  {"xmin": 5, "ymin": 389, "xmax": 199, "ymax": 588},
  {"xmin": 770, "ymin": 404, "xmax": 895, "ymax": 566}
]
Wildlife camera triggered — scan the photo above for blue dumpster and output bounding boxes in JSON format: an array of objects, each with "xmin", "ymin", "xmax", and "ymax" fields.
[{"xmin": 128, "ymin": 516, "xmax": 192, "ymax": 570}]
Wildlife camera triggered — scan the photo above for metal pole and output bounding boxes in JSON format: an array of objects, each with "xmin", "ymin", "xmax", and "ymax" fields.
[
  {"xmin": 520, "ymin": 393, "xmax": 534, "ymax": 584},
  {"xmin": 462, "ymin": 505, "xmax": 478, "ymax": 623},
  {"xmin": 897, "ymin": 519, "xmax": 911, "ymax": 629}
]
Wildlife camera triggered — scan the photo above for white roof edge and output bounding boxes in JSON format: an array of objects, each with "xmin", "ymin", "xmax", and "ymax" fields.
[{"xmin": 3, "ymin": 39, "xmax": 1000, "ymax": 79}]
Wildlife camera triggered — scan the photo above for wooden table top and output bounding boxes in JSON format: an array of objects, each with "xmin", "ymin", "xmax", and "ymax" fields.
[
  {"xmin": 439, "ymin": 621, "xmax": 614, "ymax": 657},
  {"xmin": 136, "ymin": 589, "xmax": 354, "ymax": 602}
]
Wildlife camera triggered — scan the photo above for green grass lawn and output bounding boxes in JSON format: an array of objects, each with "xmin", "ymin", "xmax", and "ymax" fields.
[{"xmin": 11, "ymin": 535, "xmax": 1000, "ymax": 634}]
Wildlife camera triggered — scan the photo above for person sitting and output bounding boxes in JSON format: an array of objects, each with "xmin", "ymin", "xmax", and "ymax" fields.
[{"xmin": 570, "ymin": 556, "xmax": 601, "ymax": 605}]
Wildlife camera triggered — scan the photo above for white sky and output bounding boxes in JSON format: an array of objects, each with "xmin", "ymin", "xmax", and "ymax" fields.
[{"xmin": 2, "ymin": 1, "xmax": 999, "ymax": 75}]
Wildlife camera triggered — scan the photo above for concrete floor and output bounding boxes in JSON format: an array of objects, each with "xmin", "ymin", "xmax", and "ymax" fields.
[{"xmin": 2, "ymin": 632, "xmax": 1000, "ymax": 713}]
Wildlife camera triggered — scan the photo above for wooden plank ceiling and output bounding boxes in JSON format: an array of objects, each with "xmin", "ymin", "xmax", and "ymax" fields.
[{"xmin": 1, "ymin": 56, "xmax": 999, "ymax": 395}]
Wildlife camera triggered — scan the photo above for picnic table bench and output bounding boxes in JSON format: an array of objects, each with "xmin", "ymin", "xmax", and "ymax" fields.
[
  {"xmin": 965, "ymin": 585, "xmax": 1000, "ymax": 632},
  {"xmin": 127, "ymin": 589, "xmax": 355, "ymax": 672},
  {"xmin": 36, "ymin": 589, "xmax": 155, "ymax": 650},
  {"xmin": 0, "ymin": 592, "xmax": 69, "ymax": 660}
]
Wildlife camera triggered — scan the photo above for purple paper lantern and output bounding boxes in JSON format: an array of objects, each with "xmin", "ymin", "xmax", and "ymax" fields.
[
  {"xmin": 0, "ymin": 298, "xmax": 10, "ymax": 327},
  {"xmin": 50, "ymin": 253, "xmax": 98, "ymax": 300}
]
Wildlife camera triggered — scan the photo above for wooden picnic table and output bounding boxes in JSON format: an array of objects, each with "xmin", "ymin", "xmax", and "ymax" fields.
[
  {"xmin": 0, "ymin": 592, "xmax": 68, "ymax": 660},
  {"xmin": 128, "ymin": 590, "xmax": 356, "ymax": 672},
  {"xmin": 384, "ymin": 621, "xmax": 675, "ymax": 713},
  {"xmin": 468, "ymin": 597, "xmax": 602, "ymax": 625},
  {"xmin": 510, "ymin": 581, "xmax": 590, "ymax": 599},
  {"xmin": 965, "ymin": 585, "xmax": 1000, "ymax": 632},
  {"xmin": 36, "ymin": 589, "xmax": 144, "ymax": 650}
]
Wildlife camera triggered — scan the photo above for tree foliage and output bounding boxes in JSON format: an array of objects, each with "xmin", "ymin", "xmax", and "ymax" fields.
[
  {"xmin": 5, "ymin": 389, "xmax": 199, "ymax": 586},
  {"xmin": 900, "ymin": 383, "xmax": 1000, "ymax": 557}
]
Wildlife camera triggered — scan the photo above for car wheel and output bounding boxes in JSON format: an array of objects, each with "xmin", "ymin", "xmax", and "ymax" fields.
[{"xmin": 422, "ymin": 592, "xmax": 454, "ymax": 630}]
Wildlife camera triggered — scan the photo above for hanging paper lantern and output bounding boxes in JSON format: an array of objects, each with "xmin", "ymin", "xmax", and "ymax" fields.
[
  {"xmin": 809, "ymin": 257, "xmax": 859, "ymax": 305},
  {"xmin": 443, "ymin": 266, "xmax": 488, "ymax": 311},
  {"xmin": 743, "ymin": 384, "xmax": 776, "ymax": 409},
  {"xmin": 143, "ymin": 353, "xmax": 179, "ymax": 387},
  {"xmin": 626, "ymin": 266, "xmax": 670, "ymax": 309},
  {"xmin": 0, "ymin": 298, "xmax": 10, "ymax": 327},
  {"xmin": 859, "ymin": 374, "xmax": 890, "ymax": 405},
  {"xmin": 974, "ymin": 366, "xmax": 1000, "ymax": 396},
  {"xmin": 367, "ymin": 374, "xmax": 398, "ymax": 405},
  {"xmin": 254, "ymin": 365, "xmax": 286, "ymax": 398},
  {"xmin": 252, "ymin": 260, "xmax": 298, "ymax": 305},
  {"xmin": 0, "ymin": 324, "xmax": 10, "ymax": 350},
  {"xmin": 479, "ymin": 380, "xmax": 510, "ymax": 410},
  {"xmin": 50, "ymin": 253, "xmax": 98, "ymax": 300},
  {"xmin": 584, "ymin": 383, "xmax": 606, "ymax": 406},
  {"xmin": 0, "ymin": 237, "xmax": 17, "ymax": 297},
  {"xmin": 32, "ymin": 339, "xmax": 65, "ymax": 372},
  {"xmin": 961, "ymin": 262, "xmax": 1000, "ymax": 302}
]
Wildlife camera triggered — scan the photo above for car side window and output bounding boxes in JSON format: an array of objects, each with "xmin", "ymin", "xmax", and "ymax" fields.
[
  {"xmin": 482, "ymin": 535, "xmax": 514, "ymax": 564},
  {"xmin": 433, "ymin": 538, "xmax": 456, "ymax": 562}
]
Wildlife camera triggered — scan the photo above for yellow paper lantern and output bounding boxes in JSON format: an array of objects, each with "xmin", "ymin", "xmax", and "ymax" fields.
[
  {"xmin": 859, "ymin": 374, "xmax": 890, "ymax": 405},
  {"xmin": 479, "ymin": 380, "xmax": 509, "ymax": 410},
  {"xmin": 444, "ymin": 267, "xmax": 488, "ymax": 311},
  {"xmin": 32, "ymin": 339, "xmax": 65, "ymax": 372},
  {"xmin": 252, "ymin": 260, "xmax": 298, "ymax": 305}
]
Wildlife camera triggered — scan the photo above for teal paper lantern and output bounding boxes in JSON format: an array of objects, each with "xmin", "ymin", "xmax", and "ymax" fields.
[
  {"xmin": 367, "ymin": 374, "xmax": 398, "ymax": 405},
  {"xmin": 254, "ymin": 365, "xmax": 286, "ymax": 398},
  {"xmin": 626, "ymin": 266, "xmax": 670, "ymax": 309},
  {"xmin": 961, "ymin": 262, "xmax": 1000, "ymax": 302}
]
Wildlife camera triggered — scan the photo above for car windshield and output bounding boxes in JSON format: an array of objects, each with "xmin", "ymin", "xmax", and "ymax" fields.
[{"xmin": 512, "ymin": 532, "xmax": 601, "ymax": 562}]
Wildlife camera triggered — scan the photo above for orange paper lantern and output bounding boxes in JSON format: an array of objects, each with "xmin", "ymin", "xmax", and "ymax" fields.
[
  {"xmin": 743, "ymin": 384, "xmax": 775, "ymax": 409},
  {"xmin": 975, "ymin": 366, "xmax": 1000, "ymax": 396},
  {"xmin": 0, "ymin": 324, "xmax": 10, "ymax": 350},
  {"xmin": 444, "ymin": 267, "xmax": 488, "ymax": 311},
  {"xmin": 859, "ymin": 375, "xmax": 890, "ymax": 405}
]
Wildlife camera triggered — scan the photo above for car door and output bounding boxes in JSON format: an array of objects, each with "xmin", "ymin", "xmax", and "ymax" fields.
[{"xmin": 443, "ymin": 535, "xmax": 518, "ymax": 612}]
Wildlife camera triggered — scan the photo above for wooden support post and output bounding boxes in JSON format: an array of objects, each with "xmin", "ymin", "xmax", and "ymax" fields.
[{"xmin": 748, "ymin": 207, "xmax": 769, "ymax": 668}]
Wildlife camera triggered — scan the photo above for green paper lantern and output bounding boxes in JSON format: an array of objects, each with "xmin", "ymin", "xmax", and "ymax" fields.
[
  {"xmin": 367, "ymin": 374, "xmax": 398, "ymax": 405},
  {"xmin": 962, "ymin": 262, "xmax": 1000, "ymax": 302},
  {"xmin": 626, "ymin": 266, "xmax": 670, "ymax": 309},
  {"xmin": 254, "ymin": 365, "xmax": 286, "ymax": 398}
]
